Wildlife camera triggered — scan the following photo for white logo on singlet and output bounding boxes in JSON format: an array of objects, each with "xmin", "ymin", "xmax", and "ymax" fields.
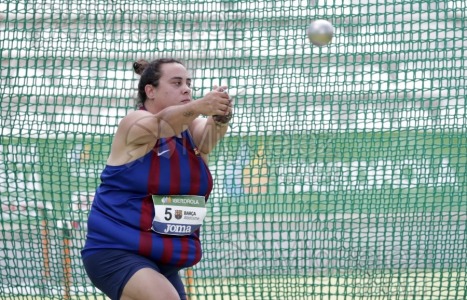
[{"xmin": 157, "ymin": 150, "xmax": 170, "ymax": 156}]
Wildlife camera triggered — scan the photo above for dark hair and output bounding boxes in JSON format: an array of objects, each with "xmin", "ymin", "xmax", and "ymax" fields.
[{"xmin": 133, "ymin": 58, "xmax": 185, "ymax": 106}]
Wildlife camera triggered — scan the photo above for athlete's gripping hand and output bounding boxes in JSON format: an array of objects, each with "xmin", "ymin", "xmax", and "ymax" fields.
[
  {"xmin": 195, "ymin": 86, "xmax": 231, "ymax": 117},
  {"xmin": 212, "ymin": 85, "xmax": 233, "ymax": 125}
]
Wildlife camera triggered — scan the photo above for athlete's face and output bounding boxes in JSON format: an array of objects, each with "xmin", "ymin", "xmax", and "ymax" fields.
[{"xmin": 152, "ymin": 63, "xmax": 192, "ymax": 110}]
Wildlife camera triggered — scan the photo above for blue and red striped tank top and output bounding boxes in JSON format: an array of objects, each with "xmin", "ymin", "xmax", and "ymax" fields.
[{"xmin": 81, "ymin": 130, "xmax": 213, "ymax": 267}]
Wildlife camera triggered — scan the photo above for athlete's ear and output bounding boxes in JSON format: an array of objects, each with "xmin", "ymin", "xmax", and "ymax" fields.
[{"xmin": 145, "ymin": 84, "xmax": 156, "ymax": 99}]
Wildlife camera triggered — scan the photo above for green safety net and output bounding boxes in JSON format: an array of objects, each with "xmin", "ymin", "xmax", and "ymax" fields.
[{"xmin": 1, "ymin": 0, "xmax": 466, "ymax": 299}]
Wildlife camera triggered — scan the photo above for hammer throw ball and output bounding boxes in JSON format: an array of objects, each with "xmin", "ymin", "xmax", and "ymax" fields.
[{"xmin": 307, "ymin": 20, "xmax": 334, "ymax": 47}]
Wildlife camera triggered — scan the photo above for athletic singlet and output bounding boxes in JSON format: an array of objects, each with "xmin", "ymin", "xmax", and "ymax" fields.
[{"xmin": 81, "ymin": 130, "xmax": 213, "ymax": 268}]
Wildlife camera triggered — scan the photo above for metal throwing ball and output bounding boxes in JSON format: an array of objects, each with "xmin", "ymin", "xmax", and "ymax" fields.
[{"xmin": 307, "ymin": 20, "xmax": 334, "ymax": 47}]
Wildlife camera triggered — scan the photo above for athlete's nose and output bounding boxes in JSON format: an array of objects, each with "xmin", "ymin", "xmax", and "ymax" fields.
[{"xmin": 182, "ymin": 84, "xmax": 191, "ymax": 95}]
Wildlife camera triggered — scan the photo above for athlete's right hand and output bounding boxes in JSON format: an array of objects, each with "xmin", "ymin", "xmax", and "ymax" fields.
[{"xmin": 195, "ymin": 88, "xmax": 231, "ymax": 116}]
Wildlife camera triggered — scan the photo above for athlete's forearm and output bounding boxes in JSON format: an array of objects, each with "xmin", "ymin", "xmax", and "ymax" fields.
[
  {"xmin": 154, "ymin": 102, "xmax": 203, "ymax": 138},
  {"xmin": 195, "ymin": 116, "xmax": 230, "ymax": 154}
]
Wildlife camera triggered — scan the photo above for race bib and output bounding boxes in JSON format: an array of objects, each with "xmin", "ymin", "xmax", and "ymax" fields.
[{"xmin": 151, "ymin": 195, "xmax": 207, "ymax": 236}]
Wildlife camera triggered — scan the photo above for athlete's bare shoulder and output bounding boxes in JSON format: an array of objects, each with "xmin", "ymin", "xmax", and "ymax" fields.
[
  {"xmin": 118, "ymin": 110, "xmax": 153, "ymax": 129},
  {"xmin": 106, "ymin": 110, "xmax": 158, "ymax": 166}
]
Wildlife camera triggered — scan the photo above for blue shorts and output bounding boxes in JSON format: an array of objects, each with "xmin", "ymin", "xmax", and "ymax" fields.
[{"xmin": 82, "ymin": 249, "xmax": 187, "ymax": 300}]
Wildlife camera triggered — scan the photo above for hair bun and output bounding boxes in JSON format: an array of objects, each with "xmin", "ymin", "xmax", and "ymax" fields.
[{"xmin": 133, "ymin": 59, "xmax": 149, "ymax": 75}]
